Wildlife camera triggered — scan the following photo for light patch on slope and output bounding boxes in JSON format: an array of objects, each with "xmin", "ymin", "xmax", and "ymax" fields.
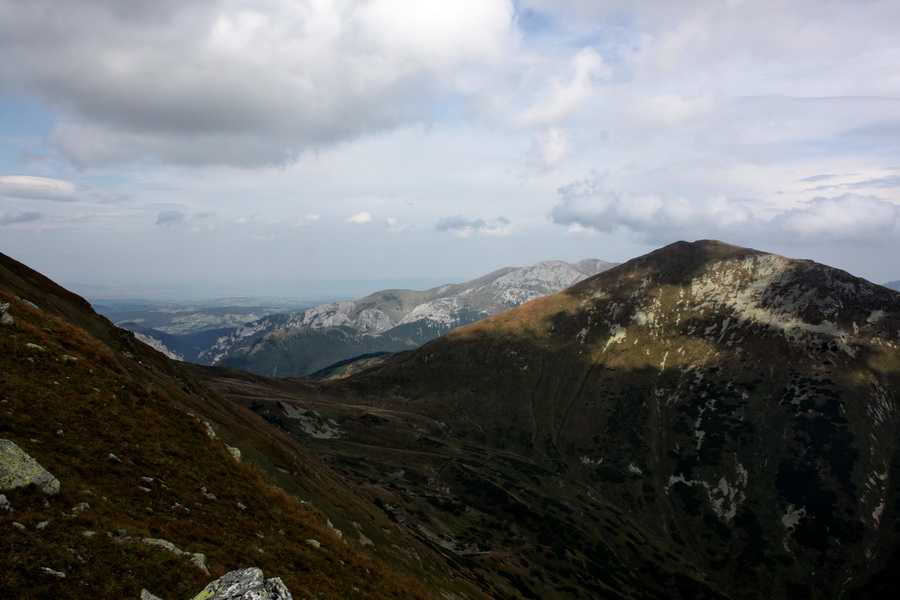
[
  {"xmin": 133, "ymin": 332, "xmax": 183, "ymax": 361},
  {"xmin": 667, "ymin": 457, "xmax": 748, "ymax": 521},
  {"xmin": 279, "ymin": 402, "xmax": 343, "ymax": 439},
  {"xmin": 690, "ymin": 254, "xmax": 856, "ymax": 355},
  {"xmin": 603, "ymin": 324, "xmax": 627, "ymax": 351}
]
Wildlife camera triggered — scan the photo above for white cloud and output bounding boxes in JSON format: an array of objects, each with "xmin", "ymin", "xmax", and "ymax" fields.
[
  {"xmin": 0, "ymin": 175, "xmax": 80, "ymax": 201},
  {"xmin": 550, "ymin": 175, "xmax": 898, "ymax": 245},
  {"xmin": 386, "ymin": 216, "xmax": 410, "ymax": 233},
  {"xmin": 293, "ymin": 214, "xmax": 320, "ymax": 229},
  {"xmin": 353, "ymin": 0, "xmax": 514, "ymax": 68},
  {"xmin": 517, "ymin": 47, "xmax": 607, "ymax": 125},
  {"xmin": 188, "ymin": 225, "xmax": 216, "ymax": 235},
  {"xmin": 346, "ymin": 212, "xmax": 373, "ymax": 225},
  {"xmin": 528, "ymin": 126, "xmax": 574, "ymax": 172},
  {"xmin": 435, "ymin": 215, "xmax": 517, "ymax": 237},
  {"xmin": 772, "ymin": 194, "xmax": 899, "ymax": 241},
  {"xmin": 0, "ymin": 0, "xmax": 516, "ymax": 168}
]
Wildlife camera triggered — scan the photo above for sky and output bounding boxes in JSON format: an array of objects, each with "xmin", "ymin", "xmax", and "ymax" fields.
[{"xmin": 1, "ymin": 0, "xmax": 899, "ymax": 299}]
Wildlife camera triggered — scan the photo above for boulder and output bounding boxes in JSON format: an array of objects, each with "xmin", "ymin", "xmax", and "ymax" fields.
[
  {"xmin": 0, "ymin": 302, "xmax": 14, "ymax": 326},
  {"xmin": 192, "ymin": 567, "xmax": 293, "ymax": 600},
  {"xmin": 0, "ymin": 439, "xmax": 60, "ymax": 495}
]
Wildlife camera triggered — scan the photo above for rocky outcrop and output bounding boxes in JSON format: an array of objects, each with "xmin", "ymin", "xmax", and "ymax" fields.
[
  {"xmin": 0, "ymin": 302, "xmax": 14, "ymax": 326},
  {"xmin": 0, "ymin": 439, "xmax": 60, "ymax": 495},
  {"xmin": 142, "ymin": 567, "xmax": 292, "ymax": 600}
]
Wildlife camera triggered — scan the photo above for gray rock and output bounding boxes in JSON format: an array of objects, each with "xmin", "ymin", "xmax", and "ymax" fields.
[
  {"xmin": 0, "ymin": 439, "xmax": 60, "ymax": 495},
  {"xmin": 0, "ymin": 303, "xmax": 14, "ymax": 326},
  {"xmin": 140, "ymin": 590, "xmax": 163, "ymax": 600},
  {"xmin": 0, "ymin": 493, "xmax": 10, "ymax": 511},
  {"xmin": 193, "ymin": 567, "xmax": 293, "ymax": 600}
]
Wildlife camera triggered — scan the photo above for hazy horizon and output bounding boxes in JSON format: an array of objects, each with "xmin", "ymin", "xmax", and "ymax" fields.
[{"xmin": 2, "ymin": 1, "xmax": 898, "ymax": 289}]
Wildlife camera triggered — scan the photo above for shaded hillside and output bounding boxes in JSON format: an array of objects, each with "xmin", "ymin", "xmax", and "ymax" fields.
[
  {"xmin": 199, "ymin": 240, "xmax": 900, "ymax": 599},
  {"xmin": 202, "ymin": 259, "xmax": 615, "ymax": 377},
  {"xmin": 0, "ymin": 252, "xmax": 476, "ymax": 600},
  {"xmin": 334, "ymin": 240, "xmax": 900, "ymax": 599}
]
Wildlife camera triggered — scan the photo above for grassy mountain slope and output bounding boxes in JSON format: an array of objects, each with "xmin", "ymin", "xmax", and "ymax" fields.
[
  {"xmin": 0, "ymin": 252, "xmax": 474, "ymax": 600},
  {"xmin": 335, "ymin": 240, "xmax": 900, "ymax": 598}
]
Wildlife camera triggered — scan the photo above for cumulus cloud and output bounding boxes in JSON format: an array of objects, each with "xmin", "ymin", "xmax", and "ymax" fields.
[
  {"xmin": 0, "ymin": 0, "xmax": 516, "ymax": 168},
  {"xmin": 1, "ymin": 210, "xmax": 42, "ymax": 226},
  {"xmin": 293, "ymin": 214, "xmax": 320, "ymax": 229},
  {"xmin": 435, "ymin": 215, "xmax": 516, "ymax": 237},
  {"xmin": 346, "ymin": 212, "xmax": 373, "ymax": 225},
  {"xmin": 155, "ymin": 210, "xmax": 185, "ymax": 226},
  {"xmin": 771, "ymin": 194, "xmax": 899, "ymax": 241},
  {"xmin": 550, "ymin": 175, "xmax": 899, "ymax": 244},
  {"xmin": 0, "ymin": 175, "xmax": 80, "ymax": 201}
]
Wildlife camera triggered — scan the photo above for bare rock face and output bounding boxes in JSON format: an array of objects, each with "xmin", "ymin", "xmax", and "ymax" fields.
[
  {"xmin": 192, "ymin": 568, "xmax": 292, "ymax": 600},
  {"xmin": 141, "ymin": 567, "xmax": 293, "ymax": 600},
  {"xmin": 0, "ymin": 439, "xmax": 60, "ymax": 495}
]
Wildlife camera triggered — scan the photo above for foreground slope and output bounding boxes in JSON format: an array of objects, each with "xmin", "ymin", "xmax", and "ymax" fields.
[
  {"xmin": 0, "ymin": 252, "xmax": 469, "ymax": 600},
  {"xmin": 201, "ymin": 240, "xmax": 900, "ymax": 599},
  {"xmin": 201, "ymin": 259, "xmax": 615, "ymax": 377}
]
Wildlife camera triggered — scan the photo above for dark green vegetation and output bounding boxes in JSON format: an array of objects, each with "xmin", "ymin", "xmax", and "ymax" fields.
[
  {"xmin": 197, "ymin": 241, "xmax": 900, "ymax": 599},
  {"xmin": 4, "ymin": 240, "xmax": 899, "ymax": 599}
]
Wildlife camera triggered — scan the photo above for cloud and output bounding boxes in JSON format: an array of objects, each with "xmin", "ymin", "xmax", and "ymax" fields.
[
  {"xmin": 188, "ymin": 225, "xmax": 216, "ymax": 235},
  {"xmin": 435, "ymin": 215, "xmax": 516, "ymax": 237},
  {"xmin": 155, "ymin": 210, "xmax": 185, "ymax": 226},
  {"xmin": 550, "ymin": 175, "xmax": 899, "ymax": 244},
  {"xmin": 0, "ymin": 210, "xmax": 42, "ymax": 226},
  {"xmin": 517, "ymin": 47, "xmax": 607, "ymax": 126},
  {"xmin": 386, "ymin": 216, "xmax": 410, "ymax": 233},
  {"xmin": 0, "ymin": 0, "xmax": 516, "ymax": 168},
  {"xmin": 194, "ymin": 210, "xmax": 217, "ymax": 218},
  {"xmin": 346, "ymin": 212, "xmax": 373, "ymax": 225},
  {"xmin": 0, "ymin": 175, "xmax": 80, "ymax": 201},
  {"xmin": 771, "ymin": 194, "xmax": 899, "ymax": 241},
  {"xmin": 293, "ymin": 214, "xmax": 320, "ymax": 229},
  {"xmin": 528, "ymin": 126, "xmax": 574, "ymax": 172}
]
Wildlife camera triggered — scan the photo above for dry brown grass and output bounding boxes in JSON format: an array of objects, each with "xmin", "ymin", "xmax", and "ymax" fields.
[{"xmin": 0, "ymin": 290, "xmax": 439, "ymax": 600}]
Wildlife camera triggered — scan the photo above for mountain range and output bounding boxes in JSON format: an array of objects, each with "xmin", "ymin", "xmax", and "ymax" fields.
[
  {"xmin": 197, "ymin": 258, "xmax": 615, "ymax": 377},
  {"xmin": 3, "ymin": 240, "xmax": 899, "ymax": 599}
]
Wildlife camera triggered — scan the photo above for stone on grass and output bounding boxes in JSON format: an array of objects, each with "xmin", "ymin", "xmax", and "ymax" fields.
[
  {"xmin": 192, "ymin": 567, "xmax": 293, "ymax": 600},
  {"xmin": 0, "ymin": 439, "xmax": 60, "ymax": 495}
]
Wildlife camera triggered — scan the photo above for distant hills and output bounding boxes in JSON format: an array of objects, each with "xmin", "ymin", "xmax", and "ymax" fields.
[
  {"xmin": 4, "ymin": 241, "xmax": 899, "ymax": 599},
  {"xmin": 198, "ymin": 258, "xmax": 616, "ymax": 377}
]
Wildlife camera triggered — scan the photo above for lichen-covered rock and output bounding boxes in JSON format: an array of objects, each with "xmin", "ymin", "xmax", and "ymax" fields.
[
  {"xmin": 192, "ymin": 567, "xmax": 293, "ymax": 600},
  {"xmin": 0, "ymin": 439, "xmax": 60, "ymax": 495},
  {"xmin": 0, "ymin": 302, "xmax": 14, "ymax": 326}
]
